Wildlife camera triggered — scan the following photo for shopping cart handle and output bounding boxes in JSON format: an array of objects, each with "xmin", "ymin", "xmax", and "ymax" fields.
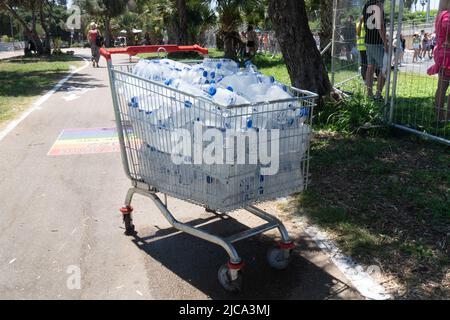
[{"xmin": 100, "ymin": 45, "xmax": 209, "ymax": 61}]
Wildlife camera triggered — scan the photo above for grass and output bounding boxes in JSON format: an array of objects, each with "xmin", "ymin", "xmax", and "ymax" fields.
[
  {"xmin": 137, "ymin": 49, "xmax": 450, "ymax": 297},
  {"xmin": 140, "ymin": 49, "xmax": 449, "ymax": 139},
  {"xmin": 0, "ymin": 54, "xmax": 83, "ymax": 126},
  {"xmin": 289, "ymin": 132, "xmax": 450, "ymax": 299},
  {"xmin": 332, "ymin": 60, "xmax": 450, "ymax": 140}
]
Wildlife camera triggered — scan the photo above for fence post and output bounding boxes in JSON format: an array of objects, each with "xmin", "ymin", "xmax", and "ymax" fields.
[
  {"xmin": 384, "ymin": 0, "xmax": 397, "ymax": 107},
  {"xmin": 330, "ymin": 0, "xmax": 338, "ymax": 87},
  {"xmin": 389, "ymin": 0, "xmax": 404, "ymax": 124}
]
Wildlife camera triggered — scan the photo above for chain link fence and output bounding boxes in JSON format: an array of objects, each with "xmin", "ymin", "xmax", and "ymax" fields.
[
  {"xmin": 331, "ymin": 0, "xmax": 449, "ymax": 145},
  {"xmin": 389, "ymin": 1, "xmax": 449, "ymax": 145}
]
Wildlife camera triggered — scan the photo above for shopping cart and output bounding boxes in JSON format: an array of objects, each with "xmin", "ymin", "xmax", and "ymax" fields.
[{"xmin": 100, "ymin": 45, "xmax": 317, "ymax": 292}]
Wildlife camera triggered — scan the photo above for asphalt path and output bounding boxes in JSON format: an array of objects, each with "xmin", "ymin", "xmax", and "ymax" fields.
[{"xmin": 0, "ymin": 49, "xmax": 362, "ymax": 299}]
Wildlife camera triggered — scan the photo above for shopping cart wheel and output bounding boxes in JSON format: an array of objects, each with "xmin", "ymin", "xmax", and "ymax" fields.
[
  {"xmin": 218, "ymin": 263, "xmax": 243, "ymax": 293},
  {"xmin": 266, "ymin": 243, "xmax": 294, "ymax": 270},
  {"xmin": 123, "ymin": 214, "xmax": 136, "ymax": 236},
  {"xmin": 121, "ymin": 206, "xmax": 136, "ymax": 236}
]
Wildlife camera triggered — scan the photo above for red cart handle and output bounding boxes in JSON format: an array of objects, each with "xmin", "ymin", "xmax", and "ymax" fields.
[{"xmin": 100, "ymin": 44, "xmax": 208, "ymax": 61}]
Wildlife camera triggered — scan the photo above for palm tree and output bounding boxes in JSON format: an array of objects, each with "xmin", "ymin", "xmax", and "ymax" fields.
[
  {"xmin": 214, "ymin": 0, "xmax": 262, "ymax": 60},
  {"xmin": 0, "ymin": 0, "xmax": 45, "ymax": 54},
  {"xmin": 84, "ymin": 0, "xmax": 129, "ymax": 47},
  {"xmin": 176, "ymin": 0, "xmax": 188, "ymax": 45}
]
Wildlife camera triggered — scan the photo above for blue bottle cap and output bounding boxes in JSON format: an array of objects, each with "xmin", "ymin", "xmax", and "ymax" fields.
[
  {"xmin": 211, "ymin": 71, "xmax": 216, "ymax": 79},
  {"xmin": 217, "ymin": 63, "xmax": 222, "ymax": 69},
  {"xmin": 270, "ymin": 76, "xmax": 275, "ymax": 83},
  {"xmin": 203, "ymin": 70, "xmax": 208, "ymax": 77},
  {"xmin": 247, "ymin": 118, "xmax": 253, "ymax": 129},
  {"xmin": 226, "ymin": 86, "xmax": 234, "ymax": 92},
  {"xmin": 184, "ymin": 101, "xmax": 193, "ymax": 108},
  {"xmin": 208, "ymin": 87, "xmax": 217, "ymax": 96}
]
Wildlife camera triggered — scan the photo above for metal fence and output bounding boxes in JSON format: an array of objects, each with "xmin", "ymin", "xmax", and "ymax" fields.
[
  {"xmin": 389, "ymin": 1, "xmax": 450, "ymax": 145},
  {"xmin": 331, "ymin": 0, "xmax": 366, "ymax": 93},
  {"xmin": 331, "ymin": 0, "xmax": 450, "ymax": 146}
]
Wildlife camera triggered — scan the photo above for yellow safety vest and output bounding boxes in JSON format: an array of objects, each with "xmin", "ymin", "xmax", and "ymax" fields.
[{"xmin": 357, "ymin": 22, "xmax": 366, "ymax": 51}]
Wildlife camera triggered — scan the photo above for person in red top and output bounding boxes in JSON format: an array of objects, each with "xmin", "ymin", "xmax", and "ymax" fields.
[
  {"xmin": 87, "ymin": 22, "xmax": 101, "ymax": 68},
  {"xmin": 427, "ymin": 0, "xmax": 450, "ymax": 122}
]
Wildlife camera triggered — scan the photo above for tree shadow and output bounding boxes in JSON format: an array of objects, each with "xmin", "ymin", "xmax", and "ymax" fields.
[
  {"xmin": 292, "ymin": 133, "xmax": 450, "ymax": 299},
  {"xmin": 0, "ymin": 71, "xmax": 105, "ymax": 99},
  {"xmin": 60, "ymin": 74, "xmax": 108, "ymax": 90},
  {"xmin": 7, "ymin": 54, "xmax": 82, "ymax": 64},
  {"xmin": 130, "ymin": 212, "xmax": 358, "ymax": 300}
]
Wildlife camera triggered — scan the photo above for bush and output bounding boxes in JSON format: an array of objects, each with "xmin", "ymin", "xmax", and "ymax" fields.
[
  {"xmin": 1, "ymin": 35, "xmax": 10, "ymax": 43},
  {"xmin": 71, "ymin": 42, "xmax": 88, "ymax": 48},
  {"xmin": 316, "ymin": 92, "xmax": 386, "ymax": 134}
]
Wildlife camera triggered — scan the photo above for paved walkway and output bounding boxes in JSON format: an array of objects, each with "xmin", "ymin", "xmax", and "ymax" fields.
[
  {"xmin": 0, "ymin": 49, "xmax": 363, "ymax": 299},
  {"xmin": 0, "ymin": 50, "xmax": 24, "ymax": 60}
]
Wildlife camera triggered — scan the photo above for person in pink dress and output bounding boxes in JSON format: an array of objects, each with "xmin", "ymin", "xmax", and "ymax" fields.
[
  {"xmin": 427, "ymin": 1, "xmax": 450, "ymax": 122},
  {"xmin": 87, "ymin": 23, "xmax": 101, "ymax": 68}
]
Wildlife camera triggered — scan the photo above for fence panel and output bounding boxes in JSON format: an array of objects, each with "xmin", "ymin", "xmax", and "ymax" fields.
[
  {"xmin": 331, "ymin": 0, "xmax": 369, "ymax": 93},
  {"xmin": 390, "ymin": 1, "xmax": 450, "ymax": 145}
]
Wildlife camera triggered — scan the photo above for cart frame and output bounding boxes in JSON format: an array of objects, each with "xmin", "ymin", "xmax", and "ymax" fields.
[{"xmin": 100, "ymin": 45, "xmax": 316, "ymax": 292}]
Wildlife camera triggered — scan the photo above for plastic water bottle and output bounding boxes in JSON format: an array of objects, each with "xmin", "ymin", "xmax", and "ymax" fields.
[
  {"xmin": 219, "ymin": 74, "xmax": 259, "ymax": 95},
  {"xmin": 206, "ymin": 86, "xmax": 249, "ymax": 106},
  {"xmin": 266, "ymin": 84, "xmax": 293, "ymax": 101},
  {"xmin": 258, "ymin": 75, "xmax": 276, "ymax": 85},
  {"xmin": 129, "ymin": 97, "xmax": 141, "ymax": 121},
  {"xmin": 245, "ymin": 60, "xmax": 258, "ymax": 73},
  {"xmin": 166, "ymin": 78, "xmax": 208, "ymax": 98}
]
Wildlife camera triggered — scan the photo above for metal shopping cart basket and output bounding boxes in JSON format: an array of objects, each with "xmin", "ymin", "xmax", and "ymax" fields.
[{"xmin": 100, "ymin": 45, "xmax": 317, "ymax": 292}]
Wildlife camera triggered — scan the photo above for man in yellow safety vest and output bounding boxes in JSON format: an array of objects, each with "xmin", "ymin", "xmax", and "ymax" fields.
[{"xmin": 356, "ymin": 16, "xmax": 367, "ymax": 81}]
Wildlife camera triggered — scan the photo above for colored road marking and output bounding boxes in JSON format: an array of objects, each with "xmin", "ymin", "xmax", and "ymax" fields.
[{"xmin": 48, "ymin": 127, "xmax": 120, "ymax": 156}]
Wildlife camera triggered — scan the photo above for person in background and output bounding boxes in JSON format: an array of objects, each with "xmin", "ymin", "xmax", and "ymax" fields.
[
  {"xmin": 239, "ymin": 31, "xmax": 247, "ymax": 60},
  {"xmin": 412, "ymin": 33, "xmax": 421, "ymax": 63},
  {"xmin": 427, "ymin": 0, "xmax": 450, "ymax": 122},
  {"xmin": 356, "ymin": 15, "xmax": 368, "ymax": 81},
  {"xmin": 363, "ymin": 0, "xmax": 388, "ymax": 100},
  {"xmin": 418, "ymin": 29, "xmax": 425, "ymax": 59},
  {"xmin": 87, "ymin": 22, "xmax": 101, "ymax": 68},
  {"xmin": 144, "ymin": 32, "xmax": 151, "ymax": 45},
  {"xmin": 246, "ymin": 25, "xmax": 258, "ymax": 58},
  {"xmin": 270, "ymin": 32, "xmax": 280, "ymax": 58},
  {"xmin": 342, "ymin": 15, "xmax": 357, "ymax": 62},
  {"xmin": 262, "ymin": 33, "xmax": 269, "ymax": 54},
  {"xmin": 400, "ymin": 34, "xmax": 406, "ymax": 65},
  {"xmin": 423, "ymin": 32, "xmax": 431, "ymax": 60},
  {"xmin": 429, "ymin": 32, "xmax": 436, "ymax": 59}
]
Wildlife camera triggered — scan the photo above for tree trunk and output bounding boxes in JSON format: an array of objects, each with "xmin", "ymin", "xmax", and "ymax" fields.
[
  {"xmin": 0, "ymin": 0, "xmax": 44, "ymax": 54},
  {"xmin": 104, "ymin": 17, "xmax": 111, "ymax": 48},
  {"xmin": 39, "ymin": 1, "xmax": 52, "ymax": 55},
  {"xmin": 176, "ymin": 0, "xmax": 188, "ymax": 45},
  {"xmin": 223, "ymin": 33, "xmax": 236, "ymax": 60},
  {"xmin": 268, "ymin": 0, "xmax": 331, "ymax": 96},
  {"xmin": 319, "ymin": 0, "xmax": 333, "ymax": 61},
  {"xmin": 167, "ymin": 16, "xmax": 178, "ymax": 44}
]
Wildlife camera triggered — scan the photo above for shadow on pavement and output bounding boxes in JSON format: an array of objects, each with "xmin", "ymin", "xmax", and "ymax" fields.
[
  {"xmin": 60, "ymin": 74, "xmax": 107, "ymax": 91},
  {"xmin": 131, "ymin": 213, "xmax": 357, "ymax": 300}
]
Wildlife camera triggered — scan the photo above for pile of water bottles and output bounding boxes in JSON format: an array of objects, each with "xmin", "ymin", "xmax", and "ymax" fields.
[
  {"xmin": 123, "ymin": 57, "xmax": 311, "ymax": 210},
  {"xmin": 127, "ymin": 58, "xmax": 311, "ymax": 131}
]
